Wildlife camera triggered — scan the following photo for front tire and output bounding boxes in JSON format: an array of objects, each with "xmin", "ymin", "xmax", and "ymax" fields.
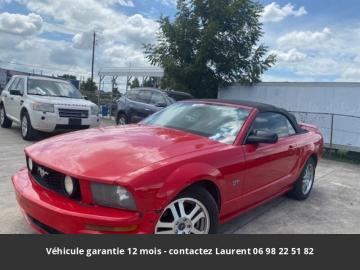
[
  {"xmin": 0, "ymin": 104, "xmax": 13, "ymax": 128},
  {"xmin": 21, "ymin": 112, "xmax": 38, "ymax": 141},
  {"xmin": 116, "ymin": 113, "xmax": 127, "ymax": 125},
  {"xmin": 288, "ymin": 157, "xmax": 316, "ymax": 200},
  {"xmin": 155, "ymin": 187, "xmax": 219, "ymax": 234}
]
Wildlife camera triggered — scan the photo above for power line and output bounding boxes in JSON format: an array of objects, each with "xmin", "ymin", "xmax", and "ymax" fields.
[{"xmin": 0, "ymin": 60, "xmax": 91, "ymax": 77}]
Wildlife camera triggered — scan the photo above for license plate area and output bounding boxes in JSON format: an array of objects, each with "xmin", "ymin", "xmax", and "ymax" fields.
[{"xmin": 69, "ymin": 118, "xmax": 82, "ymax": 125}]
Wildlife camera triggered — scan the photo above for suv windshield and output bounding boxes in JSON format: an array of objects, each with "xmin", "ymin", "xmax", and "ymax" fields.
[
  {"xmin": 143, "ymin": 102, "xmax": 250, "ymax": 144},
  {"xmin": 27, "ymin": 79, "xmax": 83, "ymax": 99},
  {"xmin": 165, "ymin": 92, "xmax": 192, "ymax": 101}
]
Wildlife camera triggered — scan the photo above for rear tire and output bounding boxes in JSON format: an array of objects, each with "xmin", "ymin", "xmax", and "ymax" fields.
[
  {"xmin": 116, "ymin": 113, "xmax": 127, "ymax": 125},
  {"xmin": 0, "ymin": 104, "xmax": 13, "ymax": 128},
  {"xmin": 21, "ymin": 112, "xmax": 38, "ymax": 141},
  {"xmin": 288, "ymin": 157, "xmax": 316, "ymax": 200}
]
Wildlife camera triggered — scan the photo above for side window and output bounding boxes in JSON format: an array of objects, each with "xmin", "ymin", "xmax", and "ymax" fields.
[
  {"xmin": 251, "ymin": 112, "xmax": 296, "ymax": 138},
  {"xmin": 127, "ymin": 90, "xmax": 139, "ymax": 101},
  {"xmin": 137, "ymin": 90, "xmax": 152, "ymax": 104},
  {"xmin": 9, "ymin": 78, "xmax": 19, "ymax": 92},
  {"xmin": 150, "ymin": 92, "xmax": 166, "ymax": 105},
  {"xmin": 15, "ymin": 78, "xmax": 25, "ymax": 95}
]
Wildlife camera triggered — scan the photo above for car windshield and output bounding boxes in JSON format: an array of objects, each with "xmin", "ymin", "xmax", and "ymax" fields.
[
  {"xmin": 27, "ymin": 79, "xmax": 83, "ymax": 99},
  {"xmin": 143, "ymin": 102, "xmax": 250, "ymax": 144}
]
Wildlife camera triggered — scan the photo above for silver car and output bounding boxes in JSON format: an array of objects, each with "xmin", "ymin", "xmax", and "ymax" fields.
[{"xmin": 0, "ymin": 75, "xmax": 99, "ymax": 140}]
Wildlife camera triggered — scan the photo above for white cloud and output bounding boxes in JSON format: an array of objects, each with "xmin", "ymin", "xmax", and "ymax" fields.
[
  {"xmin": 103, "ymin": 0, "xmax": 134, "ymax": 7},
  {"xmin": 160, "ymin": 0, "xmax": 177, "ymax": 6},
  {"xmin": 277, "ymin": 27, "xmax": 332, "ymax": 49},
  {"xmin": 271, "ymin": 48, "xmax": 306, "ymax": 62},
  {"xmin": 338, "ymin": 68, "xmax": 360, "ymax": 82},
  {"xmin": 262, "ymin": 2, "xmax": 307, "ymax": 23},
  {"xmin": 0, "ymin": 12, "xmax": 42, "ymax": 35}
]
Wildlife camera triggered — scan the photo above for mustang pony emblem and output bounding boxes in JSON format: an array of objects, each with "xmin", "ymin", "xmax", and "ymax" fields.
[{"xmin": 37, "ymin": 167, "xmax": 49, "ymax": 178}]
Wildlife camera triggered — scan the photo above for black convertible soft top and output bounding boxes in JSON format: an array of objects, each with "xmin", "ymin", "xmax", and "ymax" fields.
[{"xmin": 188, "ymin": 99, "xmax": 305, "ymax": 134}]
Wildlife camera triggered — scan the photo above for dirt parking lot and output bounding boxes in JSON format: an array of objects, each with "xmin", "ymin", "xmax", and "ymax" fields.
[{"xmin": 1, "ymin": 120, "xmax": 359, "ymax": 234}]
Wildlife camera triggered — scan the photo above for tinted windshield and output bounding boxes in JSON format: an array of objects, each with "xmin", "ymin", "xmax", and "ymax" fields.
[
  {"xmin": 27, "ymin": 79, "xmax": 83, "ymax": 99},
  {"xmin": 143, "ymin": 102, "xmax": 250, "ymax": 144}
]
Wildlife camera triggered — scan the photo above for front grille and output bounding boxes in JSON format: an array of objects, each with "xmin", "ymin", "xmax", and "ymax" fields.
[
  {"xmin": 29, "ymin": 160, "xmax": 81, "ymax": 201},
  {"xmin": 55, "ymin": 124, "xmax": 89, "ymax": 130},
  {"xmin": 58, "ymin": 108, "xmax": 89, "ymax": 119},
  {"xmin": 27, "ymin": 215, "xmax": 62, "ymax": 234}
]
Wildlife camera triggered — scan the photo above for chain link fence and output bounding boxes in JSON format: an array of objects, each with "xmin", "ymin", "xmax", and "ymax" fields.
[{"xmin": 290, "ymin": 111, "xmax": 360, "ymax": 163}]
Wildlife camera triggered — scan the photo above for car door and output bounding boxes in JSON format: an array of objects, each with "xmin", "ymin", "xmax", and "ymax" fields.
[
  {"xmin": 241, "ymin": 112, "xmax": 300, "ymax": 206},
  {"xmin": 5, "ymin": 78, "xmax": 20, "ymax": 120},
  {"xmin": 148, "ymin": 91, "xmax": 167, "ymax": 113},
  {"xmin": 129, "ymin": 90, "xmax": 155, "ymax": 122}
]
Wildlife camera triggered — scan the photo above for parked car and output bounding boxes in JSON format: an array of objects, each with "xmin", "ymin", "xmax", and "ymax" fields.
[
  {"xmin": 0, "ymin": 75, "xmax": 99, "ymax": 140},
  {"xmin": 12, "ymin": 99, "xmax": 323, "ymax": 234},
  {"xmin": 115, "ymin": 87, "xmax": 193, "ymax": 125}
]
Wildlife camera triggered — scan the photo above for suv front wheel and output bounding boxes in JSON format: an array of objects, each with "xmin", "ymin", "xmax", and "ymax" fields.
[
  {"xmin": 0, "ymin": 104, "xmax": 13, "ymax": 128},
  {"xmin": 21, "ymin": 112, "xmax": 38, "ymax": 141}
]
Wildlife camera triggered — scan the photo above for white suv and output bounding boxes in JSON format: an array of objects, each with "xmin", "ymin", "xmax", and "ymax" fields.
[{"xmin": 0, "ymin": 75, "xmax": 99, "ymax": 140}]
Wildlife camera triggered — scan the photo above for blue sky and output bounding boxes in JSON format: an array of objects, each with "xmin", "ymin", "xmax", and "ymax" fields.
[{"xmin": 1, "ymin": 0, "xmax": 360, "ymax": 89}]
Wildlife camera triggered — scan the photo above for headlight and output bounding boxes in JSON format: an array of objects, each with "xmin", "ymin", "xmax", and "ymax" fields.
[
  {"xmin": 64, "ymin": 176, "xmax": 75, "ymax": 196},
  {"xmin": 32, "ymin": 102, "xmax": 54, "ymax": 113},
  {"xmin": 90, "ymin": 106, "xmax": 99, "ymax": 116},
  {"xmin": 91, "ymin": 182, "xmax": 137, "ymax": 211},
  {"xmin": 27, "ymin": 157, "xmax": 33, "ymax": 172}
]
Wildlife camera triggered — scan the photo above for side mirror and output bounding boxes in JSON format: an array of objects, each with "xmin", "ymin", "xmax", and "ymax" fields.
[
  {"xmin": 83, "ymin": 96, "xmax": 89, "ymax": 100},
  {"xmin": 155, "ymin": 102, "xmax": 167, "ymax": 108},
  {"xmin": 246, "ymin": 130, "xmax": 278, "ymax": 145},
  {"xmin": 10, "ymin": 89, "xmax": 22, "ymax": 96}
]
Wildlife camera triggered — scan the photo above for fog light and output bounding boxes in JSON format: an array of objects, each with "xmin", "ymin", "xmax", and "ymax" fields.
[
  {"xmin": 28, "ymin": 158, "xmax": 33, "ymax": 171},
  {"xmin": 64, "ymin": 176, "xmax": 75, "ymax": 196}
]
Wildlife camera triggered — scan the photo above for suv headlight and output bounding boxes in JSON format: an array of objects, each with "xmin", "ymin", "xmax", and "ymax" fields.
[
  {"xmin": 90, "ymin": 106, "xmax": 99, "ymax": 116},
  {"xmin": 32, "ymin": 102, "xmax": 54, "ymax": 113},
  {"xmin": 91, "ymin": 182, "xmax": 137, "ymax": 211}
]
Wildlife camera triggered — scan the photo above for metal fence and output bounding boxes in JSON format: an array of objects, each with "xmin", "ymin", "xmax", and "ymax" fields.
[{"xmin": 290, "ymin": 111, "xmax": 360, "ymax": 153}]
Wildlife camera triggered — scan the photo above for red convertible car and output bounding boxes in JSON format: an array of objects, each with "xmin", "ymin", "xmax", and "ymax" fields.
[{"xmin": 12, "ymin": 100, "xmax": 323, "ymax": 234}]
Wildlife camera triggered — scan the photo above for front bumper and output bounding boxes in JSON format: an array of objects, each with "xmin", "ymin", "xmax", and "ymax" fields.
[
  {"xmin": 12, "ymin": 168, "xmax": 156, "ymax": 234},
  {"xmin": 30, "ymin": 110, "xmax": 100, "ymax": 133}
]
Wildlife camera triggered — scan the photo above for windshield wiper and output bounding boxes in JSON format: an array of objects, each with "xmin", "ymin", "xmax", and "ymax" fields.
[{"xmin": 28, "ymin": 93, "xmax": 48, "ymax": 97}]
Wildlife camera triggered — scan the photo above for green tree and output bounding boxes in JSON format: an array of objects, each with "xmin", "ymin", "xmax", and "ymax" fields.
[
  {"xmin": 144, "ymin": 0, "xmax": 276, "ymax": 98},
  {"xmin": 143, "ymin": 77, "xmax": 159, "ymax": 88},
  {"xmin": 59, "ymin": 74, "xmax": 77, "ymax": 80},
  {"xmin": 80, "ymin": 78, "xmax": 98, "ymax": 93},
  {"xmin": 130, "ymin": 77, "xmax": 140, "ymax": 89}
]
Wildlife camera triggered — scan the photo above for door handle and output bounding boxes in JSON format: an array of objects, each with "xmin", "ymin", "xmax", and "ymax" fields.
[{"xmin": 10, "ymin": 97, "xmax": 14, "ymax": 101}]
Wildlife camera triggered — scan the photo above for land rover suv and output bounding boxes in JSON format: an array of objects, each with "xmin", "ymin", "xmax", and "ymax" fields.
[{"xmin": 0, "ymin": 75, "xmax": 99, "ymax": 140}]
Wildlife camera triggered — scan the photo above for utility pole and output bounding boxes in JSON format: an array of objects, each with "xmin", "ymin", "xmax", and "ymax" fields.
[{"xmin": 91, "ymin": 31, "xmax": 96, "ymax": 92}]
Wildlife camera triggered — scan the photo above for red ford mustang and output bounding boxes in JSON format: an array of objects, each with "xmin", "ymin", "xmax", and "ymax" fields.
[{"xmin": 12, "ymin": 100, "xmax": 323, "ymax": 234}]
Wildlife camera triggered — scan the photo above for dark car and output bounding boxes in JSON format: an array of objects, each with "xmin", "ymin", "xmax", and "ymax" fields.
[{"xmin": 115, "ymin": 88, "xmax": 193, "ymax": 125}]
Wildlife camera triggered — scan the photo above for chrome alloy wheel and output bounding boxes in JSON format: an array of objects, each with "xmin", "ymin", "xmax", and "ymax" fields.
[
  {"xmin": 118, "ymin": 116, "xmax": 126, "ymax": 125},
  {"xmin": 155, "ymin": 198, "xmax": 210, "ymax": 234},
  {"xmin": 0, "ymin": 107, "xmax": 4, "ymax": 125},
  {"xmin": 21, "ymin": 115, "xmax": 28, "ymax": 138},
  {"xmin": 302, "ymin": 162, "xmax": 315, "ymax": 195}
]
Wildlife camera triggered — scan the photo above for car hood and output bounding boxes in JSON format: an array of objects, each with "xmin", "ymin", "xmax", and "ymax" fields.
[
  {"xmin": 25, "ymin": 125, "xmax": 220, "ymax": 183},
  {"xmin": 28, "ymin": 95, "xmax": 95, "ymax": 107}
]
